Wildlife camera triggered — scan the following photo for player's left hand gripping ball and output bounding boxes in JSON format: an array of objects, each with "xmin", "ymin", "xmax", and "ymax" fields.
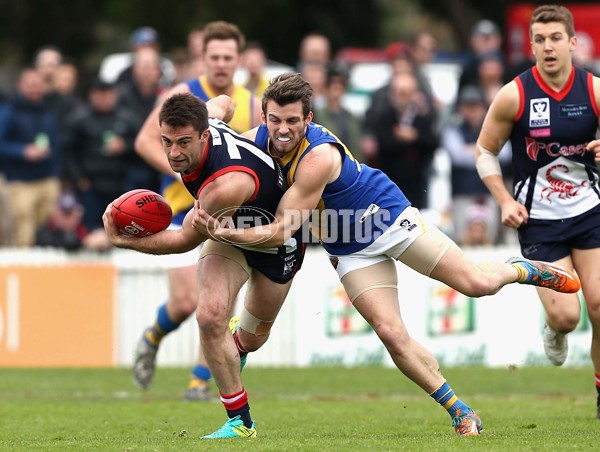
[{"xmin": 111, "ymin": 189, "xmax": 172, "ymax": 237}]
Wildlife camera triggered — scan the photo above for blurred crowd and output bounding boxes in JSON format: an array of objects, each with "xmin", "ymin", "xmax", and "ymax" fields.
[{"xmin": 0, "ymin": 19, "xmax": 598, "ymax": 251}]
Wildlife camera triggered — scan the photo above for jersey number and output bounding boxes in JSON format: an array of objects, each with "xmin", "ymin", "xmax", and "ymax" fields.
[{"xmin": 210, "ymin": 123, "xmax": 275, "ymax": 170}]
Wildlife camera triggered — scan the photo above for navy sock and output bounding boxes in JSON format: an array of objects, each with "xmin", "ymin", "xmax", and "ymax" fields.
[{"xmin": 221, "ymin": 389, "xmax": 253, "ymax": 428}]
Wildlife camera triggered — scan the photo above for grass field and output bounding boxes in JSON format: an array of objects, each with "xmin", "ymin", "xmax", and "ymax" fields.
[{"xmin": 1, "ymin": 365, "xmax": 598, "ymax": 451}]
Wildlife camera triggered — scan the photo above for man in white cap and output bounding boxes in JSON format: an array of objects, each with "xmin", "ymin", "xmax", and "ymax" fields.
[{"xmin": 99, "ymin": 26, "xmax": 176, "ymax": 88}]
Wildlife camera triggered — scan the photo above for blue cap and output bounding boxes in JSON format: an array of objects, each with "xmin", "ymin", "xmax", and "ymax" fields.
[{"xmin": 130, "ymin": 27, "xmax": 159, "ymax": 47}]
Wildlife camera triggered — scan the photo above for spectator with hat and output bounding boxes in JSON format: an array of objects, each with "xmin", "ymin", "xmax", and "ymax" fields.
[
  {"xmin": 62, "ymin": 77, "xmax": 139, "ymax": 233},
  {"xmin": 98, "ymin": 26, "xmax": 176, "ymax": 89},
  {"xmin": 458, "ymin": 19, "xmax": 506, "ymax": 95},
  {"xmin": 35, "ymin": 192, "xmax": 88, "ymax": 250}
]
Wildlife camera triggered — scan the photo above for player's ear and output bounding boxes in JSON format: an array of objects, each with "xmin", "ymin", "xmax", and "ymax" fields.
[{"xmin": 306, "ymin": 111, "xmax": 314, "ymax": 124}]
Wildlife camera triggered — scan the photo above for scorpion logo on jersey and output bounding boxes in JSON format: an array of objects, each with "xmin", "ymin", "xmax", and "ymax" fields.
[{"xmin": 540, "ymin": 164, "xmax": 587, "ymax": 204}]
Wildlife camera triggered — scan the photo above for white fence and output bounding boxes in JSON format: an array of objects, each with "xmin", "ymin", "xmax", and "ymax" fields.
[{"xmin": 0, "ymin": 246, "xmax": 592, "ymax": 368}]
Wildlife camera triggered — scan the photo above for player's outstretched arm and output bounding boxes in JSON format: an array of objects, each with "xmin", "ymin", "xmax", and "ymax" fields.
[{"xmin": 102, "ymin": 204, "xmax": 203, "ymax": 254}]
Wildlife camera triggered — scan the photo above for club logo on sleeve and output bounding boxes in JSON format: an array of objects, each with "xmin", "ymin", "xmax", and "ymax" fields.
[{"xmin": 529, "ymin": 98, "xmax": 550, "ymax": 127}]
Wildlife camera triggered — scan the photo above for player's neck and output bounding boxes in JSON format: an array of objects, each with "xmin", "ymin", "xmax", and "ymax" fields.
[
  {"xmin": 206, "ymin": 80, "xmax": 234, "ymax": 96},
  {"xmin": 268, "ymin": 141, "xmax": 293, "ymax": 161},
  {"xmin": 535, "ymin": 63, "xmax": 573, "ymax": 92}
]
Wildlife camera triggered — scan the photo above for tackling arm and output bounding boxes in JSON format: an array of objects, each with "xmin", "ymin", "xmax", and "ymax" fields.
[{"xmin": 193, "ymin": 143, "xmax": 340, "ymax": 247}]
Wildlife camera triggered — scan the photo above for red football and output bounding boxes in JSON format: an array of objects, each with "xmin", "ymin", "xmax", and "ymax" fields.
[{"xmin": 111, "ymin": 189, "xmax": 172, "ymax": 237}]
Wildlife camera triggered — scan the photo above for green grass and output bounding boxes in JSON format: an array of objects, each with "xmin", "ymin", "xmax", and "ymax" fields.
[{"xmin": 0, "ymin": 366, "xmax": 598, "ymax": 451}]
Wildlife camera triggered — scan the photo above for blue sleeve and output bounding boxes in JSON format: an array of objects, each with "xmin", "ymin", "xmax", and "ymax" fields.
[{"xmin": 0, "ymin": 105, "xmax": 26, "ymax": 159}]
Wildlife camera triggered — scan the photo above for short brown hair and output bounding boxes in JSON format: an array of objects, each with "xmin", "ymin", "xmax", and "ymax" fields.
[
  {"xmin": 530, "ymin": 5, "xmax": 575, "ymax": 38},
  {"xmin": 159, "ymin": 93, "xmax": 208, "ymax": 135},
  {"xmin": 202, "ymin": 21, "xmax": 245, "ymax": 53},
  {"xmin": 262, "ymin": 72, "xmax": 313, "ymax": 119}
]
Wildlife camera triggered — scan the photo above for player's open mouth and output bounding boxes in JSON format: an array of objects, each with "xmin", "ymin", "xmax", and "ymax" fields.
[{"xmin": 277, "ymin": 137, "xmax": 291, "ymax": 142}]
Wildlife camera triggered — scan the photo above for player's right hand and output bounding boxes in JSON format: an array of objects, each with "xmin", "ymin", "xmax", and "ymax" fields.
[
  {"xmin": 500, "ymin": 198, "xmax": 528, "ymax": 229},
  {"xmin": 102, "ymin": 203, "xmax": 128, "ymax": 246},
  {"xmin": 586, "ymin": 139, "xmax": 600, "ymax": 162}
]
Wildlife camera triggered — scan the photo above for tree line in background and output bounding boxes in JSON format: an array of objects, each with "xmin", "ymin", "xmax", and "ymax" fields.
[{"xmin": 5, "ymin": 0, "xmax": 595, "ymax": 84}]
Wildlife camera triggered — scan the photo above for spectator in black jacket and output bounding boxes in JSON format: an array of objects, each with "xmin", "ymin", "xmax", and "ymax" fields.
[
  {"xmin": 363, "ymin": 71, "xmax": 438, "ymax": 209},
  {"xmin": 62, "ymin": 78, "xmax": 139, "ymax": 232}
]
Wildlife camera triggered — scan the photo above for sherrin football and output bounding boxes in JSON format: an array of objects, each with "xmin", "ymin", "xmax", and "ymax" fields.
[{"xmin": 111, "ymin": 189, "xmax": 172, "ymax": 237}]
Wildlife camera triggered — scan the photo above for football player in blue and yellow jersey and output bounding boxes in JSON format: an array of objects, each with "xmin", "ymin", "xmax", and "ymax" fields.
[{"xmin": 194, "ymin": 72, "xmax": 581, "ymax": 436}]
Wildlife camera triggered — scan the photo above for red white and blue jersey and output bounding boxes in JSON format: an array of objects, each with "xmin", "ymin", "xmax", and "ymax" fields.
[
  {"xmin": 511, "ymin": 66, "xmax": 600, "ymax": 220},
  {"xmin": 254, "ymin": 122, "xmax": 411, "ymax": 255},
  {"xmin": 183, "ymin": 118, "xmax": 304, "ymax": 283},
  {"xmin": 182, "ymin": 118, "xmax": 285, "ymax": 215}
]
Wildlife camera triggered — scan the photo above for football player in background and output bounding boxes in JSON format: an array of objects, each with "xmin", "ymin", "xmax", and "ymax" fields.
[{"xmin": 475, "ymin": 5, "xmax": 600, "ymax": 418}]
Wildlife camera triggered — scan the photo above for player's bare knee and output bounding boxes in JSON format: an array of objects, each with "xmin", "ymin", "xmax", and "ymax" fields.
[
  {"xmin": 195, "ymin": 303, "xmax": 226, "ymax": 333},
  {"xmin": 548, "ymin": 312, "xmax": 580, "ymax": 333},
  {"xmin": 372, "ymin": 322, "xmax": 409, "ymax": 351}
]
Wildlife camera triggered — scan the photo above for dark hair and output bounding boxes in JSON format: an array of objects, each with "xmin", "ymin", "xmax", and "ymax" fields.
[
  {"xmin": 243, "ymin": 40, "xmax": 266, "ymax": 53},
  {"xmin": 530, "ymin": 5, "xmax": 575, "ymax": 38},
  {"xmin": 262, "ymin": 72, "xmax": 313, "ymax": 118},
  {"xmin": 203, "ymin": 20, "xmax": 245, "ymax": 53},
  {"xmin": 159, "ymin": 93, "xmax": 208, "ymax": 134},
  {"xmin": 326, "ymin": 65, "xmax": 349, "ymax": 87}
]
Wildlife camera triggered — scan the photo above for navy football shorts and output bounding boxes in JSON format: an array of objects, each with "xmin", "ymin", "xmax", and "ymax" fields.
[
  {"xmin": 237, "ymin": 230, "xmax": 305, "ymax": 284},
  {"xmin": 518, "ymin": 203, "xmax": 600, "ymax": 261}
]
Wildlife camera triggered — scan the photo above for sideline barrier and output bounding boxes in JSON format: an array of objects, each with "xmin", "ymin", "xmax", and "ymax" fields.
[
  {"xmin": 0, "ymin": 260, "xmax": 116, "ymax": 367},
  {"xmin": 0, "ymin": 247, "xmax": 592, "ymax": 368}
]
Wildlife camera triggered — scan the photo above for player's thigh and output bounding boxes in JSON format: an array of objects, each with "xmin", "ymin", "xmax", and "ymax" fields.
[
  {"xmin": 197, "ymin": 244, "xmax": 250, "ymax": 319},
  {"xmin": 399, "ymin": 226, "xmax": 462, "ymax": 279},
  {"xmin": 244, "ymin": 270, "xmax": 292, "ymax": 321},
  {"xmin": 352, "ymin": 286, "xmax": 407, "ymax": 335},
  {"xmin": 573, "ymin": 248, "xmax": 600, "ymax": 320}
]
